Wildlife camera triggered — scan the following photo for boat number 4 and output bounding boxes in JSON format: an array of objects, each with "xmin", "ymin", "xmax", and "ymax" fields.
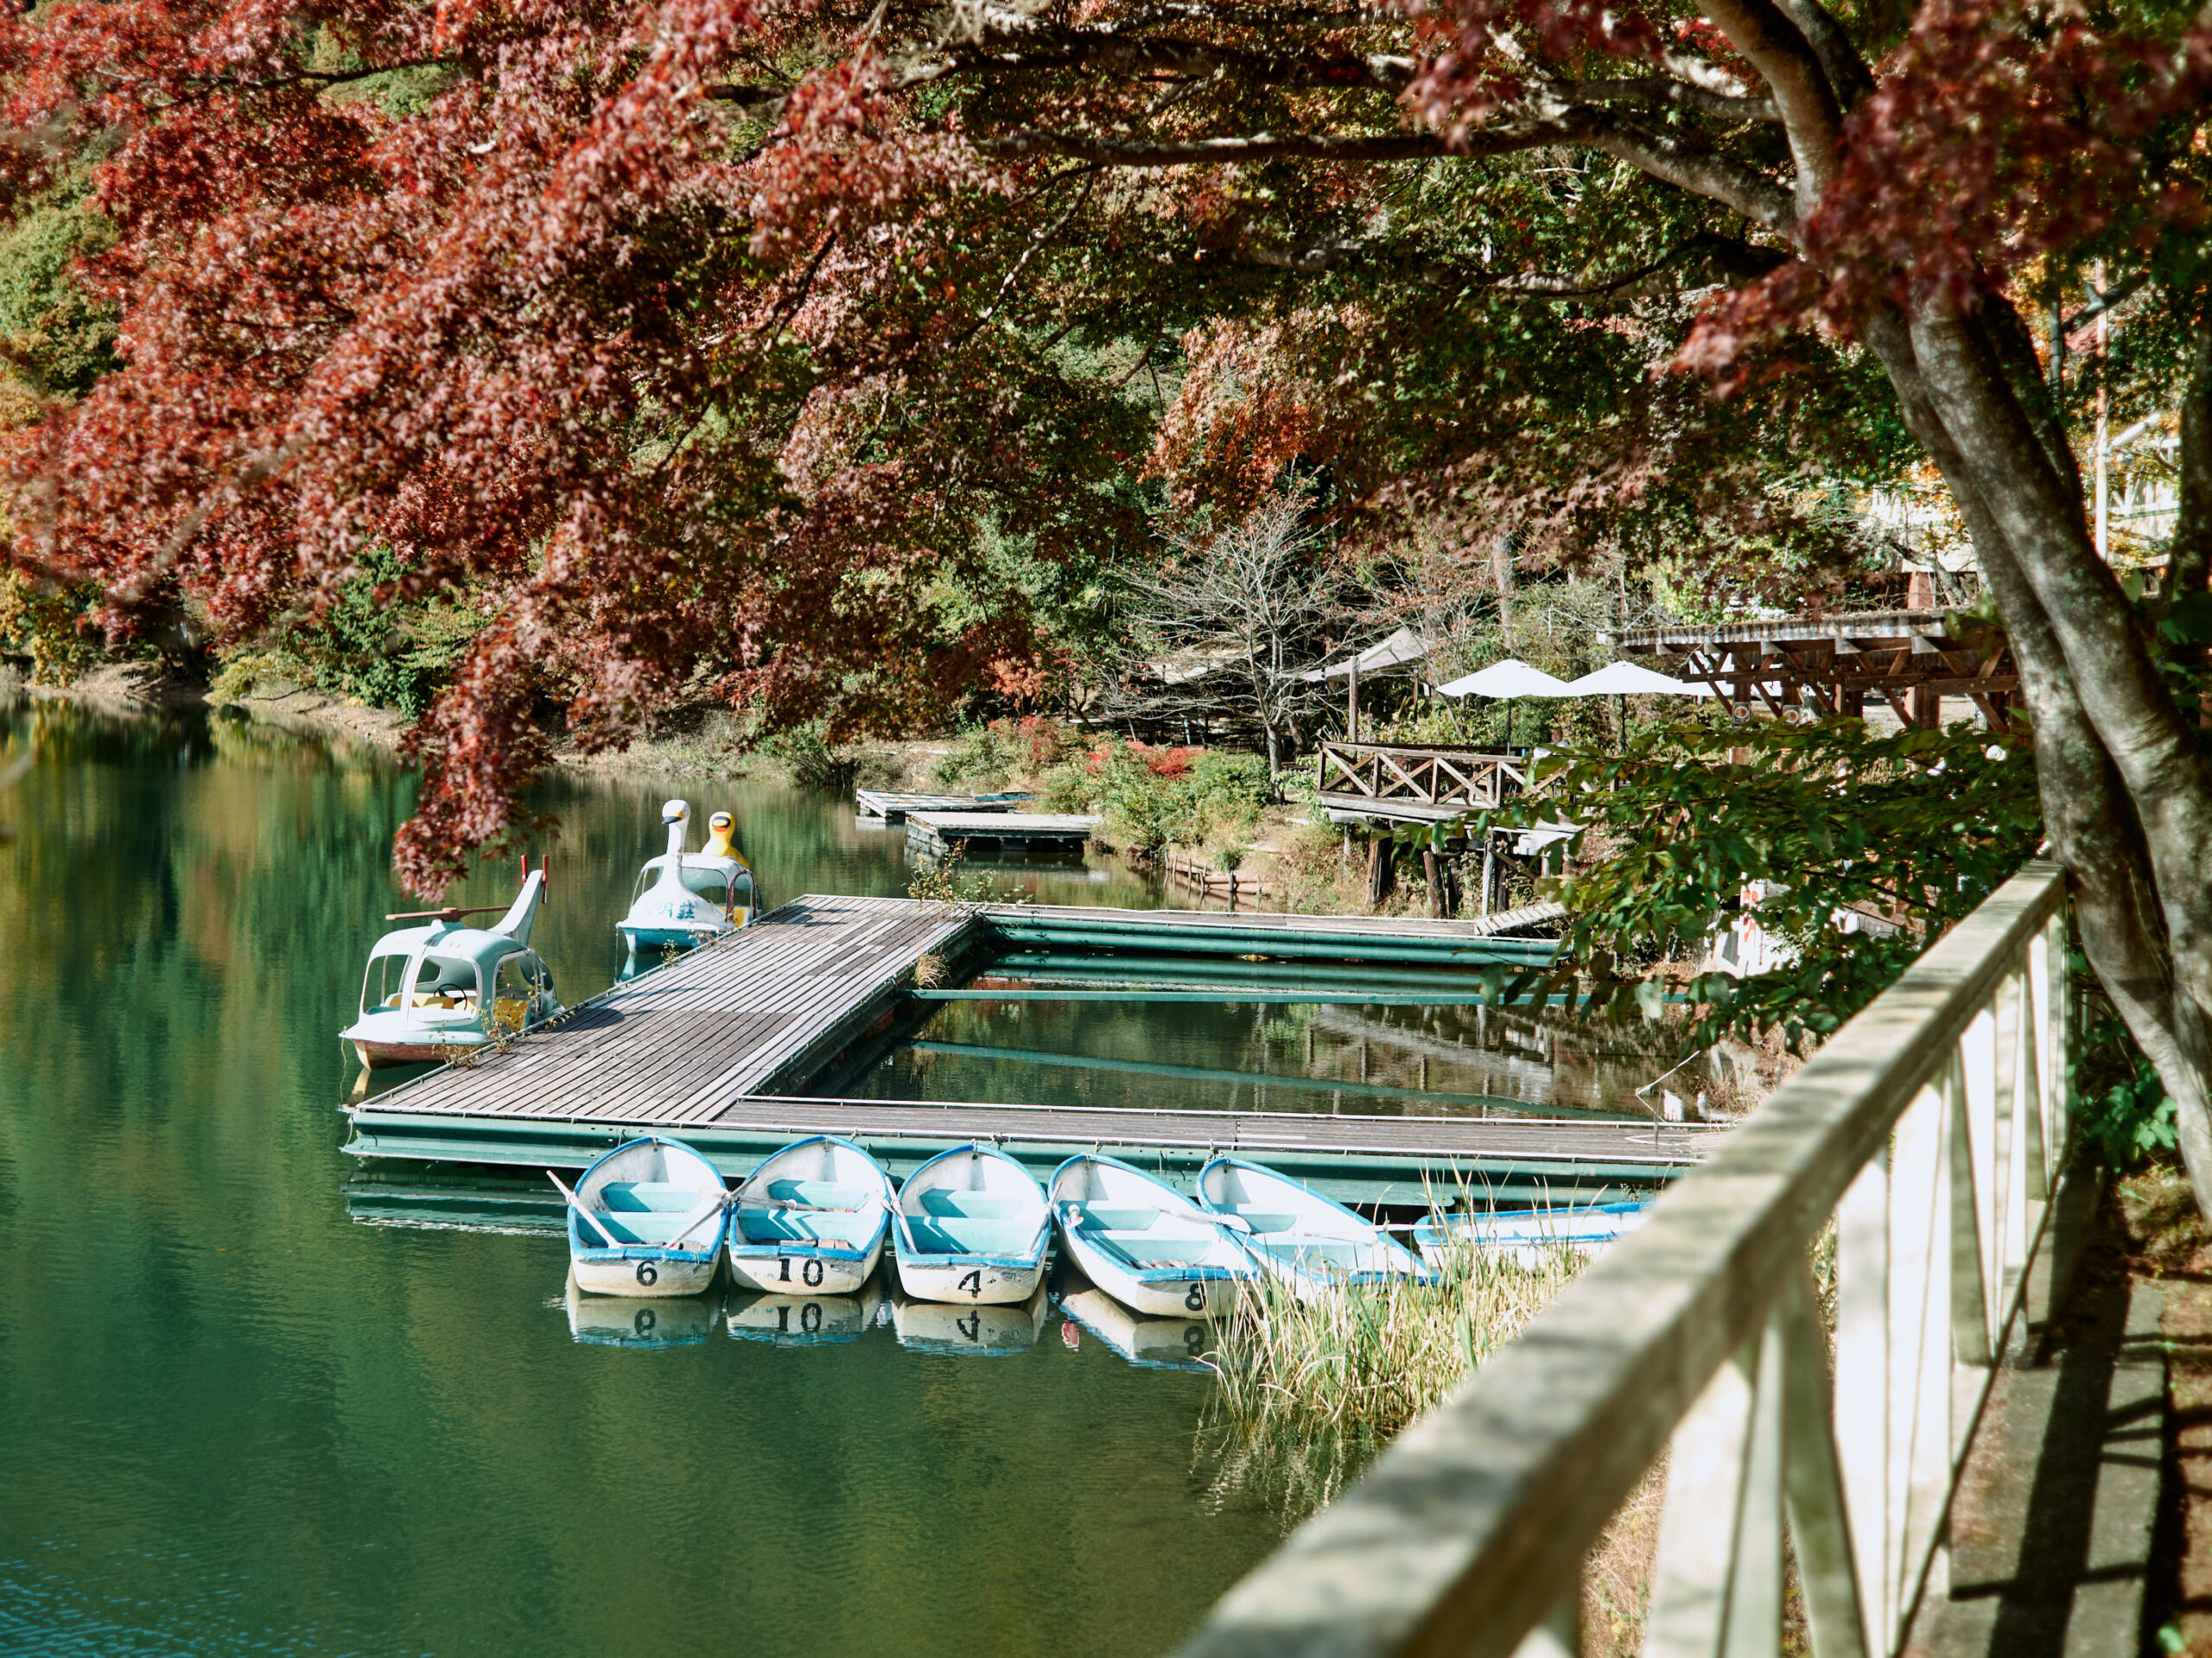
[
  {"xmin": 1185, "ymin": 1282, "xmax": 1205, "ymax": 1312},
  {"xmin": 635, "ymin": 1261, "xmax": 658, "ymax": 1287},
  {"xmin": 958, "ymin": 1270, "xmax": 983, "ymax": 1298},
  {"xmin": 778, "ymin": 1257, "xmax": 826, "ymax": 1287}
]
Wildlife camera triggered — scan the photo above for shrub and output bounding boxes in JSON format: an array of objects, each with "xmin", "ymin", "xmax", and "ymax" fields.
[{"xmin": 766, "ymin": 722, "xmax": 860, "ymax": 791}]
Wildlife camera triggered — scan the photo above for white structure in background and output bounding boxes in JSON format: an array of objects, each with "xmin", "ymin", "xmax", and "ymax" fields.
[{"xmin": 1709, "ymin": 880, "xmax": 1905, "ymax": 978}]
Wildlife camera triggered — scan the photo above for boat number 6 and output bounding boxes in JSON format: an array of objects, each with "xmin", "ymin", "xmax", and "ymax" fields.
[
  {"xmin": 1185, "ymin": 1281, "xmax": 1205, "ymax": 1312},
  {"xmin": 635, "ymin": 1261, "xmax": 658, "ymax": 1287},
  {"xmin": 958, "ymin": 1270, "xmax": 983, "ymax": 1298},
  {"xmin": 802, "ymin": 1257, "xmax": 824, "ymax": 1287}
]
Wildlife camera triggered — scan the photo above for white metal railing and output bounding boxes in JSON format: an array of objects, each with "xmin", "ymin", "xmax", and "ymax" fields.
[{"xmin": 1178, "ymin": 860, "xmax": 2072, "ymax": 1658}]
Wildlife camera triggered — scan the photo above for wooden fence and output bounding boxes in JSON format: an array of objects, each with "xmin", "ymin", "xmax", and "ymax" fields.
[
  {"xmin": 1179, "ymin": 859, "xmax": 2074, "ymax": 1658},
  {"xmin": 1316, "ymin": 740, "xmax": 1530, "ymax": 811}
]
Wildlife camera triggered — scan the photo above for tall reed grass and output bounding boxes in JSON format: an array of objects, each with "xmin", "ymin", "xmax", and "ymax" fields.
[{"xmin": 1196, "ymin": 1238, "xmax": 1588, "ymax": 1523}]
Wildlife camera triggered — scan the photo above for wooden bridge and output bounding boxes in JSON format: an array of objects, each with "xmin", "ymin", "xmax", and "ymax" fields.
[{"xmin": 341, "ymin": 893, "xmax": 1692, "ymax": 1204}]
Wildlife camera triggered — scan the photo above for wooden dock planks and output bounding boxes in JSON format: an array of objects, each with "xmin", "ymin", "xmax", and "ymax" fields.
[
  {"xmin": 855, "ymin": 789, "xmax": 1034, "ymax": 823},
  {"xmin": 355, "ymin": 894, "xmax": 976, "ymax": 1124},
  {"xmin": 906, "ymin": 812, "xmax": 1101, "ymax": 857}
]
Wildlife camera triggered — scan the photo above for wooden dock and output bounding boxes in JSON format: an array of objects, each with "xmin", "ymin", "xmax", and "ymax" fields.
[
  {"xmin": 906, "ymin": 811, "xmax": 1100, "ymax": 859},
  {"xmin": 855, "ymin": 789, "xmax": 1034, "ymax": 823},
  {"xmin": 340, "ymin": 893, "xmax": 1653, "ymax": 1202}
]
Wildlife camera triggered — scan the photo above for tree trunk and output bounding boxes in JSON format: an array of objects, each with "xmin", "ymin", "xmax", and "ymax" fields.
[
  {"xmin": 1865, "ymin": 301, "xmax": 2212, "ymax": 1215},
  {"xmin": 1366, "ymin": 837, "xmax": 1395, "ymax": 907},
  {"xmin": 1423, "ymin": 847, "xmax": 1445, "ymax": 918}
]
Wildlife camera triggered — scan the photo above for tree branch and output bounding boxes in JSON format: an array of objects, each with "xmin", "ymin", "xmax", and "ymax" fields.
[
  {"xmin": 976, "ymin": 128, "xmax": 1453, "ymax": 164},
  {"xmin": 1567, "ymin": 75, "xmax": 1779, "ymax": 122},
  {"xmin": 906, "ymin": 22, "xmax": 1415, "ymax": 95},
  {"xmin": 1769, "ymin": 0, "xmax": 1874, "ymax": 111},
  {"xmin": 1694, "ymin": 0, "xmax": 1843, "ymax": 209}
]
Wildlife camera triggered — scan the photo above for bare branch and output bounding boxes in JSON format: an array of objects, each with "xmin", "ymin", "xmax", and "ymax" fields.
[
  {"xmin": 1694, "ymin": 0, "xmax": 1843, "ymax": 209},
  {"xmin": 976, "ymin": 128, "xmax": 1452, "ymax": 164},
  {"xmin": 1567, "ymin": 75, "xmax": 1778, "ymax": 122},
  {"xmin": 1770, "ymin": 0, "xmax": 1875, "ymax": 111}
]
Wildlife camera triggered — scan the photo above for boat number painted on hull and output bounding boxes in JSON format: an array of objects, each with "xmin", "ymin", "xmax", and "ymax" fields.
[
  {"xmin": 779, "ymin": 1256, "xmax": 825, "ymax": 1287},
  {"xmin": 779, "ymin": 1256, "xmax": 790, "ymax": 1281},
  {"xmin": 803, "ymin": 1257, "xmax": 824, "ymax": 1287},
  {"xmin": 1185, "ymin": 1281, "xmax": 1205, "ymax": 1312},
  {"xmin": 958, "ymin": 1270, "xmax": 983, "ymax": 1299},
  {"xmin": 635, "ymin": 1261, "xmax": 658, "ymax": 1287}
]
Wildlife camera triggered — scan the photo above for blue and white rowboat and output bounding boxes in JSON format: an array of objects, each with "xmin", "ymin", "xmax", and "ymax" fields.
[
  {"xmin": 1048, "ymin": 1154, "xmax": 1259, "ymax": 1318},
  {"xmin": 727, "ymin": 1135, "xmax": 893, "ymax": 1295},
  {"xmin": 1197, "ymin": 1156, "xmax": 1436, "ymax": 1299},
  {"xmin": 553, "ymin": 1135, "xmax": 728, "ymax": 1298},
  {"xmin": 1413, "ymin": 1200, "xmax": 1651, "ymax": 1267},
  {"xmin": 892, "ymin": 1143, "xmax": 1052, "ymax": 1305}
]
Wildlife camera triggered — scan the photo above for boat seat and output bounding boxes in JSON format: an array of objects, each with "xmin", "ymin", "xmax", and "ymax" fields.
[
  {"xmin": 736, "ymin": 1209, "xmax": 866, "ymax": 1247},
  {"xmin": 761, "ymin": 1178, "xmax": 871, "ymax": 1210},
  {"xmin": 917, "ymin": 1191, "xmax": 1029, "ymax": 1220},
  {"xmin": 580, "ymin": 1210, "xmax": 715, "ymax": 1247},
  {"xmin": 1094, "ymin": 1232, "xmax": 1220, "ymax": 1267},
  {"xmin": 599, "ymin": 1181, "xmax": 709, "ymax": 1213},
  {"xmin": 904, "ymin": 1218, "xmax": 1039, "ymax": 1256},
  {"xmin": 1066, "ymin": 1204, "xmax": 1160, "ymax": 1232},
  {"xmin": 1256, "ymin": 1239, "xmax": 1375, "ymax": 1267},
  {"xmin": 1218, "ymin": 1209, "xmax": 1301, "ymax": 1234}
]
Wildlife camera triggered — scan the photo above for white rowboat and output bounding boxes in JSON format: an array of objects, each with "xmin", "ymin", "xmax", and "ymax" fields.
[
  {"xmin": 557, "ymin": 1135, "xmax": 728, "ymax": 1298},
  {"xmin": 1197, "ymin": 1156, "xmax": 1435, "ymax": 1299},
  {"xmin": 892, "ymin": 1143, "xmax": 1052, "ymax": 1305},
  {"xmin": 1048, "ymin": 1154, "xmax": 1259, "ymax": 1318},
  {"xmin": 727, "ymin": 1135, "xmax": 893, "ymax": 1295},
  {"xmin": 1413, "ymin": 1200, "xmax": 1651, "ymax": 1267}
]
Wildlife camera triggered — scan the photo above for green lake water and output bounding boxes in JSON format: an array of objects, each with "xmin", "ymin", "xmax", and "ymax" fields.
[{"xmin": 0, "ymin": 696, "xmax": 1650, "ymax": 1657}]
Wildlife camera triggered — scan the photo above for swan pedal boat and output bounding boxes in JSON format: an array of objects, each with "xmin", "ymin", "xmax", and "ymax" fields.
[
  {"xmin": 342, "ymin": 871, "xmax": 559, "ymax": 1068},
  {"xmin": 727, "ymin": 1135, "xmax": 893, "ymax": 1295},
  {"xmin": 1049, "ymin": 1154, "xmax": 1259, "ymax": 1318},
  {"xmin": 1197, "ymin": 1156, "xmax": 1436, "ymax": 1299},
  {"xmin": 556, "ymin": 1135, "xmax": 730, "ymax": 1298},
  {"xmin": 618, "ymin": 800, "xmax": 759, "ymax": 956},
  {"xmin": 1413, "ymin": 1200, "xmax": 1651, "ymax": 1267},
  {"xmin": 892, "ymin": 1143, "xmax": 1052, "ymax": 1305}
]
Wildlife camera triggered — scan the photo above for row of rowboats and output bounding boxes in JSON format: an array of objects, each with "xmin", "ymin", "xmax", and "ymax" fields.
[{"xmin": 555, "ymin": 1133, "xmax": 1648, "ymax": 1317}]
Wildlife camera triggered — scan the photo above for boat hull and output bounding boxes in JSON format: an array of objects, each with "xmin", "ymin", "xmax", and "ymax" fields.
[
  {"xmin": 617, "ymin": 920, "xmax": 734, "ymax": 954},
  {"xmin": 892, "ymin": 1286, "xmax": 1048, "ymax": 1355},
  {"xmin": 893, "ymin": 1252, "xmax": 1046, "ymax": 1306},
  {"xmin": 571, "ymin": 1251, "xmax": 721, "ymax": 1298},
  {"xmin": 351, "ymin": 1034, "xmax": 481, "ymax": 1069},
  {"xmin": 1056, "ymin": 1228, "xmax": 1245, "ymax": 1318},
  {"xmin": 726, "ymin": 1237, "xmax": 885, "ymax": 1296}
]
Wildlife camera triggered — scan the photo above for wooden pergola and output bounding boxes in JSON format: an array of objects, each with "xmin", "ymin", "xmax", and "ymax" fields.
[{"xmin": 1610, "ymin": 609, "xmax": 2021, "ymax": 727}]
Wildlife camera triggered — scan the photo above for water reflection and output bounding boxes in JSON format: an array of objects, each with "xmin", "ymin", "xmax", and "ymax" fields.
[
  {"xmin": 727, "ymin": 1282, "xmax": 887, "ymax": 1345},
  {"xmin": 566, "ymin": 1276, "xmax": 719, "ymax": 1348},
  {"xmin": 891, "ymin": 1285, "xmax": 1050, "ymax": 1356},
  {"xmin": 1054, "ymin": 1266, "xmax": 1217, "ymax": 1372}
]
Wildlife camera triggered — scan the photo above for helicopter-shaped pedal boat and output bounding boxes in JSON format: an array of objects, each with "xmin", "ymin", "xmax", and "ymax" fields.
[
  {"xmin": 617, "ymin": 799, "xmax": 759, "ymax": 961},
  {"xmin": 341, "ymin": 867, "xmax": 562, "ymax": 1069}
]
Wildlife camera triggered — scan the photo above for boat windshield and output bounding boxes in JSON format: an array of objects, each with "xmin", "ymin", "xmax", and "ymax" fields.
[
  {"xmin": 678, "ymin": 868, "xmax": 730, "ymax": 909},
  {"xmin": 362, "ymin": 951, "xmax": 480, "ymax": 1015},
  {"xmin": 490, "ymin": 951, "xmax": 553, "ymax": 1029}
]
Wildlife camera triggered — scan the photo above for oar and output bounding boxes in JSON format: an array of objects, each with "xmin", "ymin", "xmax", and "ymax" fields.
[
  {"xmin": 546, "ymin": 1170, "xmax": 621, "ymax": 1248},
  {"xmin": 664, "ymin": 1191, "xmax": 733, "ymax": 1249}
]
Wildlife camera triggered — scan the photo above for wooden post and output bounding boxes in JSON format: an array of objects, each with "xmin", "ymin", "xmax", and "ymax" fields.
[
  {"xmin": 1423, "ymin": 847, "xmax": 1445, "ymax": 918},
  {"xmin": 1348, "ymin": 657, "xmax": 1360, "ymax": 743},
  {"xmin": 1366, "ymin": 837, "xmax": 1395, "ymax": 906},
  {"xmin": 1480, "ymin": 840, "xmax": 1496, "ymax": 917}
]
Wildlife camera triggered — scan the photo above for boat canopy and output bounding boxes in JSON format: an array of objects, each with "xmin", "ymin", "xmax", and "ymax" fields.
[{"xmin": 628, "ymin": 853, "xmax": 753, "ymax": 907}]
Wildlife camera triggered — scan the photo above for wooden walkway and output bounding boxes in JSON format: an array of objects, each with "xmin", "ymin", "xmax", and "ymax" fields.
[
  {"xmin": 906, "ymin": 811, "xmax": 1100, "ymax": 857},
  {"xmin": 357, "ymin": 894, "xmax": 971, "ymax": 1124},
  {"xmin": 855, "ymin": 789, "xmax": 1033, "ymax": 823}
]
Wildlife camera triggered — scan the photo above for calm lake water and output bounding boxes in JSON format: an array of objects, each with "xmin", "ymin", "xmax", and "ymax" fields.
[{"xmin": 0, "ymin": 696, "xmax": 1651, "ymax": 1658}]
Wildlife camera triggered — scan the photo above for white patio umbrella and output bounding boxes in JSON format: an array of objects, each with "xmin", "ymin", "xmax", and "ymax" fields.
[
  {"xmin": 1433, "ymin": 659, "xmax": 1574, "ymax": 750},
  {"xmin": 1560, "ymin": 661, "xmax": 1714, "ymax": 697}
]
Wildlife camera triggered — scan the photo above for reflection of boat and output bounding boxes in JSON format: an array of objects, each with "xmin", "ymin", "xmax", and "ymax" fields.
[
  {"xmin": 891, "ymin": 1284, "xmax": 1048, "ymax": 1356},
  {"xmin": 1049, "ymin": 1154, "xmax": 1258, "ymax": 1318},
  {"xmin": 344, "ymin": 1175, "xmax": 566, "ymax": 1234},
  {"xmin": 556, "ymin": 1135, "xmax": 728, "ymax": 1297},
  {"xmin": 617, "ymin": 799, "xmax": 759, "ymax": 957},
  {"xmin": 565, "ymin": 1274, "xmax": 716, "ymax": 1347},
  {"xmin": 1054, "ymin": 1270, "xmax": 1215, "ymax": 1371},
  {"xmin": 727, "ymin": 1136, "xmax": 893, "ymax": 1295},
  {"xmin": 1413, "ymin": 1201, "xmax": 1651, "ymax": 1267},
  {"xmin": 892, "ymin": 1143, "xmax": 1051, "ymax": 1305},
  {"xmin": 726, "ymin": 1278, "xmax": 887, "ymax": 1346},
  {"xmin": 1198, "ymin": 1156, "xmax": 1433, "ymax": 1299},
  {"xmin": 341, "ymin": 870, "xmax": 560, "ymax": 1067}
]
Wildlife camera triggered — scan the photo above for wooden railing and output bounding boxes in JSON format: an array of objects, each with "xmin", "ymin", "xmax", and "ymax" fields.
[
  {"xmin": 1317, "ymin": 741, "xmax": 1531, "ymax": 810},
  {"xmin": 1179, "ymin": 860, "xmax": 2074, "ymax": 1658}
]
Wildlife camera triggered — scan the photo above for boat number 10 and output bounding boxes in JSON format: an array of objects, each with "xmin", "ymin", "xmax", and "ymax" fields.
[{"xmin": 779, "ymin": 1256, "xmax": 826, "ymax": 1287}]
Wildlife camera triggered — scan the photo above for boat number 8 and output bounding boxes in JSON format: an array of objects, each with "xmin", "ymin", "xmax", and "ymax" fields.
[
  {"xmin": 1185, "ymin": 1282, "xmax": 1205, "ymax": 1312},
  {"xmin": 803, "ymin": 1257, "xmax": 824, "ymax": 1287},
  {"xmin": 958, "ymin": 1270, "xmax": 983, "ymax": 1298},
  {"xmin": 635, "ymin": 1261, "xmax": 658, "ymax": 1287}
]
